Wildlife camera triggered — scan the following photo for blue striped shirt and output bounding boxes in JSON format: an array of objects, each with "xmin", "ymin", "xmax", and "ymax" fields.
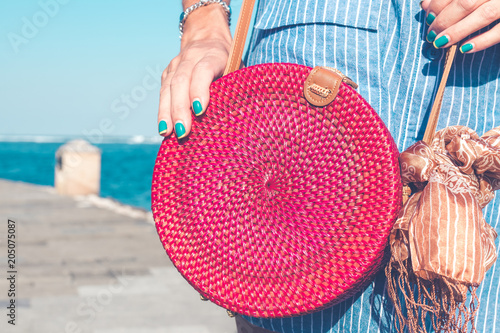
[{"xmin": 242, "ymin": 0, "xmax": 500, "ymax": 332}]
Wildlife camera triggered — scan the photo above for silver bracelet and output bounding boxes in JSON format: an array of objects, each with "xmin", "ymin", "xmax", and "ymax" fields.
[{"xmin": 179, "ymin": 0, "xmax": 231, "ymax": 38}]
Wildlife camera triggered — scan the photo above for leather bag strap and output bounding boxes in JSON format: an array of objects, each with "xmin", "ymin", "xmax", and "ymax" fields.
[
  {"xmin": 223, "ymin": 0, "xmax": 256, "ymax": 75},
  {"xmin": 224, "ymin": 0, "xmax": 457, "ymax": 141},
  {"xmin": 422, "ymin": 45, "xmax": 457, "ymax": 144}
]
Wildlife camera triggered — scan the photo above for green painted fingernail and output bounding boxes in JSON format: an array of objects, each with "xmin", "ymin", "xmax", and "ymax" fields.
[
  {"xmin": 175, "ymin": 121, "xmax": 187, "ymax": 139},
  {"xmin": 158, "ymin": 120, "xmax": 168, "ymax": 135},
  {"xmin": 426, "ymin": 30, "xmax": 437, "ymax": 43},
  {"xmin": 426, "ymin": 12, "xmax": 435, "ymax": 25},
  {"xmin": 460, "ymin": 43, "xmax": 474, "ymax": 53},
  {"xmin": 192, "ymin": 99, "xmax": 203, "ymax": 116},
  {"xmin": 433, "ymin": 35, "xmax": 449, "ymax": 48}
]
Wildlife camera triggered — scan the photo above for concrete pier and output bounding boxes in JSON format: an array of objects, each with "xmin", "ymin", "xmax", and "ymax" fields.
[
  {"xmin": 0, "ymin": 179, "xmax": 236, "ymax": 333},
  {"xmin": 55, "ymin": 140, "xmax": 101, "ymax": 196}
]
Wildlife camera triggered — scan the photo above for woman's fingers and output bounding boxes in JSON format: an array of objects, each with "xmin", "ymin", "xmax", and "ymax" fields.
[
  {"xmin": 460, "ymin": 21, "xmax": 500, "ymax": 53},
  {"xmin": 421, "ymin": 0, "xmax": 454, "ymax": 24},
  {"xmin": 428, "ymin": 0, "xmax": 488, "ymax": 32},
  {"xmin": 189, "ymin": 57, "xmax": 224, "ymax": 116},
  {"xmin": 430, "ymin": 1, "xmax": 500, "ymax": 48},
  {"xmin": 421, "ymin": 0, "xmax": 500, "ymax": 53},
  {"xmin": 158, "ymin": 65, "xmax": 176, "ymax": 137},
  {"xmin": 169, "ymin": 60, "xmax": 195, "ymax": 139},
  {"xmin": 426, "ymin": 0, "xmax": 490, "ymax": 41}
]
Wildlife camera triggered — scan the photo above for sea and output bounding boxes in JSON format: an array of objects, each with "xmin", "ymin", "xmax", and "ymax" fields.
[{"xmin": 0, "ymin": 136, "xmax": 163, "ymax": 211}]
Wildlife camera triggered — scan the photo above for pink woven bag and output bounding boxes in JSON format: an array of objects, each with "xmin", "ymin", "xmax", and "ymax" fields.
[{"xmin": 151, "ymin": 0, "xmax": 402, "ymax": 318}]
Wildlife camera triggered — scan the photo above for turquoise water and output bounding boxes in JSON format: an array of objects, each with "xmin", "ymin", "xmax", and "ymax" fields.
[{"xmin": 0, "ymin": 142, "xmax": 160, "ymax": 210}]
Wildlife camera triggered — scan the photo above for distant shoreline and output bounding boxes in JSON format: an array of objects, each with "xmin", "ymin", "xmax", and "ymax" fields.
[
  {"xmin": 0, "ymin": 142, "xmax": 157, "ymax": 211},
  {"xmin": 0, "ymin": 135, "xmax": 163, "ymax": 145}
]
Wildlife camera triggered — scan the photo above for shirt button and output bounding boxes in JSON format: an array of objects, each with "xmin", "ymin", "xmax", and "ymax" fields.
[{"xmin": 423, "ymin": 43, "xmax": 443, "ymax": 60}]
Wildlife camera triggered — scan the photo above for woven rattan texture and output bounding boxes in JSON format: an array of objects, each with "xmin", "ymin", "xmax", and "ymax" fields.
[{"xmin": 152, "ymin": 63, "xmax": 402, "ymax": 318}]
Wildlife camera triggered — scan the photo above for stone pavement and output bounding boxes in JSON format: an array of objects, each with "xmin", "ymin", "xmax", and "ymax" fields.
[{"xmin": 0, "ymin": 179, "xmax": 237, "ymax": 333}]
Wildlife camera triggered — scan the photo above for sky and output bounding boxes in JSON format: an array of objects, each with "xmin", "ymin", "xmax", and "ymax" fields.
[{"xmin": 0, "ymin": 0, "xmax": 243, "ymax": 139}]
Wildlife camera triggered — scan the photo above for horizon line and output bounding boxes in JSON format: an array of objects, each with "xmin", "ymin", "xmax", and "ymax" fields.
[{"xmin": 0, "ymin": 134, "xmax": 163, "ymax": 144}]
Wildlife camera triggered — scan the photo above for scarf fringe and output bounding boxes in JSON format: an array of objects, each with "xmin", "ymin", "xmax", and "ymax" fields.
[{"xmin": 386, "ymin": 240, "xmax": 480, "ymax": 332}]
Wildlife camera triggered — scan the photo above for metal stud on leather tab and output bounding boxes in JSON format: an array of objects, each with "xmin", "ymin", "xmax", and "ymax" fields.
[
  {"xmin": 304, "ymin": 67, "xmax": 343, "ymax": 107},
  {"xmin": 304, "ymin": 67, "xmax": 357, "ymax": 107}
]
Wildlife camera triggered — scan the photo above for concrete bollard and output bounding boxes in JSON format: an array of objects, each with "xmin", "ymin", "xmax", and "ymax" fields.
[{"xmin": 55, "ymin": 139, "xmax": 101, "ymax": 196}]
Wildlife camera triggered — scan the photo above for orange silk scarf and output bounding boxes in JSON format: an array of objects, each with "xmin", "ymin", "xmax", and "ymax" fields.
[{"xmin": 386, "ymin": 125, "xmax": 499, "ymax": 333}]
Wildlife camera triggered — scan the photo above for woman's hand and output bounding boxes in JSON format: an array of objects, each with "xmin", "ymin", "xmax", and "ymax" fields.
[
  {"xmin": 421, "ymin": 0, "xmax": 500, "ymax": 53},
  {"xmin": 158, "ymin": 4, "xmax": 231, "ymax": 138}
]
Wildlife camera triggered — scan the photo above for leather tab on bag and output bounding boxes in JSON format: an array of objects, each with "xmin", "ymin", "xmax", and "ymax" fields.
[{"xmin": 304, "ymin": 67, "xmax": 352, "ymax": 107}]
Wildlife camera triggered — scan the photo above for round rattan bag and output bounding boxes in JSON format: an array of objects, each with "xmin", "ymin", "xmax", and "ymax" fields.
[{"xmin": 151, "ymin": 63, "xmax": 402, "ymax": 318}]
